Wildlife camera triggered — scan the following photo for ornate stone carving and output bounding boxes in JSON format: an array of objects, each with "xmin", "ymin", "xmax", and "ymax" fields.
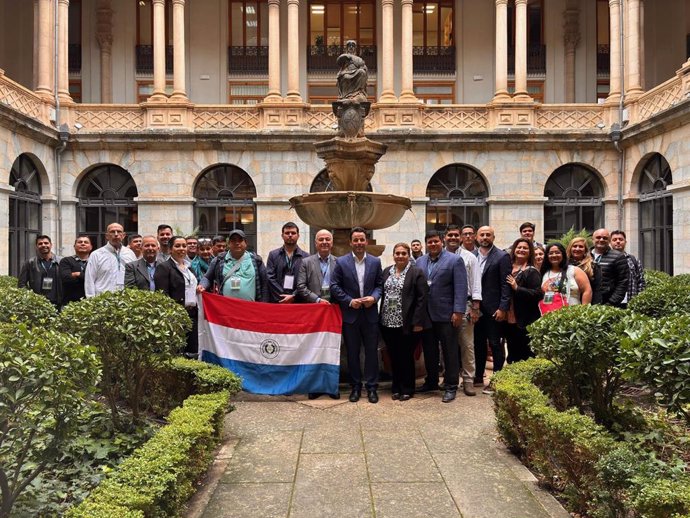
[
  {"xmin": 422, "ymin": 108, "xmax": 489, "ymax": 130},
  {"xmin": 536, "ymin": 107, "xmax": 605, "ymax": 129},
  {"xmin": 563, "ymin": 8, "xmax": 580, "ymax": 50},
  {"xmin": 637, "ymin": 80, "xmax": 683, "ymax": 120}
]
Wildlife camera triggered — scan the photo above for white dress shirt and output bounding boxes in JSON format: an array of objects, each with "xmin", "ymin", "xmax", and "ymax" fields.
[
  {"xmin": 84, "ymin": 243, "xmax": 137, "ymax": 297},
  {"xmin": 458, "ymin": 247, "xmax": 483, "ymax": 302},
  {"xmin": 352, "ymin": 252, "xmax": 367, "ymax": 298}
]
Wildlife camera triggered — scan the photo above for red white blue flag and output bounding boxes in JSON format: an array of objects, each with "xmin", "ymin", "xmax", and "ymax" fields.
[{"xmin": 199, "ymin": 292, "xmax": 342, "ymax": 395}]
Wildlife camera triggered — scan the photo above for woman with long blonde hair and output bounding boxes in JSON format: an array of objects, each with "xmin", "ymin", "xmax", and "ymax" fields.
[{"xmin": 566, "ymin": 237, "xmax": 602, "ymax": 304}]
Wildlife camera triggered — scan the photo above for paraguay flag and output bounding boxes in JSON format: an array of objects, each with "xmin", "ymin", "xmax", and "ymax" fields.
[{"xmin": 198, "ymin": 292, "xmax": 342, "ymax": 395}]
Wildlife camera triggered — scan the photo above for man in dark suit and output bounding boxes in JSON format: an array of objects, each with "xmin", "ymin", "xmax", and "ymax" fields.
[
  {"xmin": 266, "ymin": 222, "xmax": 310, "ymax": 303},
  {"xmin": 124, "ymin": 236, "xmax": 160, "ymax": 291},
  {"xmin": 330, "ymin": 227, "xmax": 383, "ymax": 404},
  {"xmin": 473, "ymin": 226, "xmax": 511, "ymax": 393},
  {"xmin": 415, "ymin": 231, "xmax": 468, "ymax": 403},
  {"xmin": 296, "ymin": 229, "xmax": 340, "ymax": 400},
  {"xmin": 59, "ymin": 234, "xmax": 93, "ymax": 304}
]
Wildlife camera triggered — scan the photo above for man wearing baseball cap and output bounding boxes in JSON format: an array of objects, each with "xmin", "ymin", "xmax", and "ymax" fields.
[{"xmin": 199, "ymin": 229, "xmax": 268, "ymax": 301}]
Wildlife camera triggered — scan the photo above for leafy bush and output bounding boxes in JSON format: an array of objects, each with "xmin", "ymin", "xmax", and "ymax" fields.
[
  {"xmin": 550, "ymin": 227, "xmax": 592, "ymax": 249},
  {"xmin": 57, "ymin": 289, "xmax": 192, "ymax": 428},
  {"xmin": 493, "ymin": 359, "xmax": 690, "ymax": 518},
  {"xmin": 66, "ymin": 391, "xmax": 230, "ymax": 518},
  {"xmin": 0, "ymin": 275, "xmax": 17, "ymax": 289},
  {"xmin": 0, "ymin": 324, "xmax": 100, "ymax": 518},
  {"xmin": 0, "ymin": 285, "xmax": 56, "ymax": 326},
  {"xmin": 528, "ymin": 304, "xmax": 630, "ymax": 428},
  {"xmin": 628, "ymin": 282, "xmax": 690, "ymax": 318},
  {"xmin": 621, "ymin": 315, "xmax": 690, "ymax": 423},
  {"xmin": 643, "ymin": 269, "xmax": 671, "ymax": 289},
  {"xmin": 147, "ymin": 358, "xmax": 242, "ymax": 415}
]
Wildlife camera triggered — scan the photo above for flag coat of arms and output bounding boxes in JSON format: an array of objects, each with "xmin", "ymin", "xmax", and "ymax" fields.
[{"xmin": 199, "ymin": 292, "xmax": 343, "ymax": 395}]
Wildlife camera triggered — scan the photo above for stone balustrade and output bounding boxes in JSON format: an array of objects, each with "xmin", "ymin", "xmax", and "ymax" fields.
[{"xmin": 4, "ymin": 66, "xmax": 690, "ymax": 136}]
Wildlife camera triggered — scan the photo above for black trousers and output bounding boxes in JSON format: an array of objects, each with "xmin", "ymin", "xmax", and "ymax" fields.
[
  {"xmin": 474, "ymin": 314, "xmax": 505, "ymax": 381},
  {"xmin": 422, "ymin": 321, "xmax": 460, "ymax": 389},
  {"xmin": 380, "ymin": 326, "xmax": 417, "ymax": 396},
  {"xmin": 185, "ymin": 306, "xmax": 199, "ymax": 356},
  {"xmin": 504, "ymin": 323, "xmax": 534, "ymax": 364},
  {"xmin": 343, "ymin": 313, "xmax": 379, "ymax": 390}
]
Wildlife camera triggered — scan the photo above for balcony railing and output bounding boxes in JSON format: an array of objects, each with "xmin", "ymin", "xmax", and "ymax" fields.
[
  {"xmin": 508, "ymin": 44, "xmax": 546, "ymax": 75},
  {"xmin": 307, "ymin": 45, "xmax": 377, "ymax": 72},
  {"xmin": 135, "ymin": 45, "xmax": 173, "ymax": 74},
  {"xmin": 228, "ymin": 46, "xmax": 269, "ymax": 74},
  {"xmin": 413, "ymin": 46, "xmax": 456, "ymax": 73},
  {"xmin": 68, "ymin": 44, "xmax": 81, "ymax": 73},
  {"xmin": 597, "ymin": 44, "xmax": 610, "ymax": 76}
]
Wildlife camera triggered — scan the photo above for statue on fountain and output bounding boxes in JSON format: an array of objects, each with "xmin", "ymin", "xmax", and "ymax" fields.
[{"xmin": 333, "ymin": 40, "xmax": 370, "ymax": 139}]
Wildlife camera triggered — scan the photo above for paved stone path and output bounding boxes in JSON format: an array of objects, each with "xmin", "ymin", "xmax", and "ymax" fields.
[{"xmin": 189, "ymin": 387, "xmax": 569, "ymax": 518}]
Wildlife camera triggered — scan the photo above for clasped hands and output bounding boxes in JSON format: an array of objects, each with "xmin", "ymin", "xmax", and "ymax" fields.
[{"xmin": 350, "ymin": 296, "xmax": 376, "ymax": 309}]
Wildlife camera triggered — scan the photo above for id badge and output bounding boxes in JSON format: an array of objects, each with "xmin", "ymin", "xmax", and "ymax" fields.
[
  {"xmin": 388, "ymin": 294, "xmax": 401, "ymax": 310},
  {"xmin": 543, "ymin": 291, "xmax": 554, "ymax": 304},
  {"xmin": 283, "ymin": 274, "xmax": 295, "ymax": 290},
  {"xmin": 230, "ymin": 276, "xmax": 241, "ymax": 290},
  {"xmin": 42, "ymin": 277, "xmax": 54, "ymax": 291},
  {"xmin": 320, "ymin": 286, "xmax": 330, "ymax": 301}
]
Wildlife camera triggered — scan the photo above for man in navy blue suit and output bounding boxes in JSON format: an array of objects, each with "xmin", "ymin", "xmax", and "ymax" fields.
[
  {"xmin": 415, "ymin": 231, "xmax": 468, "ymax": 403},
  {"xmin": 473, "ymin": 226, "xmax": 511, "ymax": 393},
  {"xmin": 330, "ymin": 227, "xmax": 383, "ymax": 404}
]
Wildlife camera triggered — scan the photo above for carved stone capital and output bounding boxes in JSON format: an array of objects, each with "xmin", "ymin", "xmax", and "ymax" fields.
[
  {"xmin": 495, "ymin": 0, "xmax": 508, "ymax": 6},
  {"xmin": 401, "ymin": 0, "xmax": 413, "ymax": 5},
  {"xmin": 563, "ymin": 9, "xmax": 580, "ymax": 50},
  {"xmin": 172, "ymin": 0, "xmax": 185, "ymax": 5},
  {"xmin": 268, "ymin": 0, "xmax": 280, "ymax": 6},
  {"xmin": 287, "ymin": 0, "xmax": 299, "ymax": 6}
]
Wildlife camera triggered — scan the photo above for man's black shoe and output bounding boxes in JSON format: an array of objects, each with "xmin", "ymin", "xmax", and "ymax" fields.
[
  {"xmin": 367, "ymin": 389, "xmax": 379, "ymax": 404},
  {"xmin": 416, "ymin": 383, "xmax": 438, "ymax": 393},
  {"xmin": 441, "ymin": 390, "xmax": 457, "ymax": 403},
  {"xmin": 329, "ymin": 392, "xmax": 341, "ymax": 400},
  {"xmin": 349, "ymin": 387, "xmax": 361, "ymax": 402},
  {"xmin": 308, "ymin": 393, "xmax": 321, "ymax": 400}
]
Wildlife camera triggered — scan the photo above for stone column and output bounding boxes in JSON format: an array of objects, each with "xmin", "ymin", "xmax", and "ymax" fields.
[
  {"xmin": 606, "ymin": 0, "xmax": 621, "ymax": 104},
  {"xmin": 33, "ymin": 0, "xmax": 39, "ymax": 90},
  {"xmin": 170, "ymin": 0, "xmax": 187, "ymax": 100},
  {"xmin": 626, "ymin": 0, "xmax": 643, "ymax": 98},
  {"xmin": 399, "ymin": 0, "xmax": 416, "ymax": 102},
  {"xmin": 264, "ymin": 0, "xmax": 282, "ymax": 101},
  {"xmin": 96, "ymin": 0, "xmax": 113, "ymax": 103},
  {"xmin": 493, "ymin": 0, "xmax": 510, "ymax": 101},
  {"xmin": 150, "ymin": 0, "xmax": 167, "ymax": 100},
  {"xmin": 285, "ymin": 0, "xmax": 302, "ymax": 101},
  {"xmin": 563, "ymin": 6, "xmax": 580, "ymax": 103},
  {"xmin": 36, "ymin": 0, "xmax": 54, "ymax": 98},
  {"xmin": 379, "ymin": 0, "xmax": 397, "ymax": 102},
  {"xmin": 57, "ymin": 0, "xmax": 71, "ymax": 102},
  {"xmin": 513, "ymin": 0, "xmax": 530, "ymax": 100}
]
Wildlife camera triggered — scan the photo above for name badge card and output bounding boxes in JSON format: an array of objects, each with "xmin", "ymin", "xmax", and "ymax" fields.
[{"xmin": 283, "ymin": 274, "xmax": 295, "ymax": 290}]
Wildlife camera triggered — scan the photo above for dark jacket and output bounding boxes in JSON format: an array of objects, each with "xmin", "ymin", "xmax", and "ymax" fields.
[
  {"xmin": 415, "ymin": 250, "xmax": 468, "ymax": 322},
  {"xmin": 510, "ymin": 266, "xmax": 543, "ymax": 329},
  {"xmin": 266, "ymin": 246, "xmax": 309, "ymax": 302},
  {"xmin": 330, "ymin": 253, "xmax": 383, "ymax": 324},
  {"xmin": 59, "ymin": 255, "xmax": 88, "ymax": 304},
  {"xmin": 478, "ymin": 246, "xmax": 512, "ymax": 315},
  {"xmin": 200, "ymin": 251, "xmax": 269, "ymax": 302},
  {"xmin": 125, "ymin": 257, "xmax": 159, "ymax": 291},
  {"xmin": 380, "ymin": 264, "xmax": 431, "ymax": 334},
  {"xmin": 153, "ymin": 258, "xmax": 187, "ymax": 305},
  {"xmin": 592, "ymin": 247, "xmax": 629, "ymax": 307},
  {"xmin": 18, "ymin": 254, "xmax": 63, "ymax": 306}
]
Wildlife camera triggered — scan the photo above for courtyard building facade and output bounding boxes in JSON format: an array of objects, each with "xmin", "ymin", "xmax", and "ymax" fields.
[{"xmin": 0, "ymin": 0, "xmax": 688, "ymax": 276}]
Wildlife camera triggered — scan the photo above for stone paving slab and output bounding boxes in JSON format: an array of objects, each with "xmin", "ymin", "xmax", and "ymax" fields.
[{"xmin": 193, "ymin": 388, "xmax": 570, "ymax": 518}]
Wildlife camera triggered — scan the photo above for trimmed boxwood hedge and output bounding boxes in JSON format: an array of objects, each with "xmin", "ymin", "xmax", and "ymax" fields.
[
  {"xmin": 66, "ymin": 391, "xmax": 230, "ymax": 518},
  {"xmin": 492, "ymin": 359, "xmax": 690, "ymax": 518}
]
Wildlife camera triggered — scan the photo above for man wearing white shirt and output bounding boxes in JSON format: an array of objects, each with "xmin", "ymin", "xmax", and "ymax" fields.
[
  {"xmin": 445, "ymin": 226, "xmax": 482, "ymax": 396},
  {"xmin": 84, "ymin": 223, "xmax": 137, "ymax": 297}
]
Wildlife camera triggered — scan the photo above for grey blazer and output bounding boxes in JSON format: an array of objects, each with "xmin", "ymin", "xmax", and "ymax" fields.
[
  {"xmin": 296, "ymin": 253, "xmax": 337, "ymax": 303},
  {"xmin": 124, "ymin": 258, "xmax": 158, "ymax": 291}
]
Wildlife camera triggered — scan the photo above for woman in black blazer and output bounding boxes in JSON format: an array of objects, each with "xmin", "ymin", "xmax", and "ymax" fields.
[
  {"xmin": 379, "ymin": 242, "xmax": 430, "ymax": 400},
  {"xmin": 154, "ymin": 236, "xmax": 199, "ymax": 357},
  {"xmin": 504, "ymin": 238, "xmax": 543, "ymax": 363}
]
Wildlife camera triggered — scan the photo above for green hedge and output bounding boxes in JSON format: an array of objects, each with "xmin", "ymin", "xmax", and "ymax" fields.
[
  {"xmin": 628, "ymin": 282, "xmax": 690, "ymax": 318},
  {"xmin": 66, "ymin": 391, "xmax": 230, "ymax": 518},
  {"xmin": 493, "ymin": 359, "xmax": 690, "ymax": 518},
  {"xmin": 0, "ymin": 285, "xmax": 56, "ymax": 326}
]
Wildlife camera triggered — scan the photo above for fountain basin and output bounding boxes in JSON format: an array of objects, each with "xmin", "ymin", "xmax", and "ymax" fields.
[{"xmin": 289, "ymin": 191, "xmax": 411, "ymax": 230}]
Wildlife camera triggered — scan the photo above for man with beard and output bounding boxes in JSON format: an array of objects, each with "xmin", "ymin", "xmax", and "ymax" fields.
[
  {"xmin": 266, "ymin": 222, "xmax": 309, "ymax": 303},
  {"xmin": 19, "ymin": 235, "xmax": 63, "ymax": 307}
]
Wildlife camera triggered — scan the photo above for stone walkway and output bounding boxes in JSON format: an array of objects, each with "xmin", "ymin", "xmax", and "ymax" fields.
[{"xmin": 187, "ymin": 387, "xmax": 569, "ymax": 518}]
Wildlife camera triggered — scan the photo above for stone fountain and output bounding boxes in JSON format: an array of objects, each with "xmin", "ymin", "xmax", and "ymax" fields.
[{"xmin": 289, "ymin": 41, "xmax": 411, "ymax": 256}]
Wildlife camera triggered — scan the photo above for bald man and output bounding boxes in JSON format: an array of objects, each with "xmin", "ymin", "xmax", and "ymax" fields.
[
  {"xmin": 84, "ymin": 222, "xmax": 137, "ymax": 297},
  {"xmin": 473, "ymin": 226, "xmax": 511, "ymax": 393}
]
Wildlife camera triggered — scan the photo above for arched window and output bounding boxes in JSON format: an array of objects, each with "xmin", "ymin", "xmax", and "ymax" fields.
[
  {"xmin": 77, "ymin": 165, "xmax": 138, "ymax": 248},
  {"xmin": 9, "ymin": 154, "xmax": 42, "ymax": 277},
  {"xmin": 425, "ymin": 164, "xmax": 488, "ymax": 233},
  {"xmin": 544, "ymin": 164, "xmax": 604, "ymax": 242},
  {"xmin": 639, "ymin": 153, "xmax": 673, "ymax": 274},
  {"xmin": 194, "ymin": 164, "xmax": 257, "ymax": 251}
]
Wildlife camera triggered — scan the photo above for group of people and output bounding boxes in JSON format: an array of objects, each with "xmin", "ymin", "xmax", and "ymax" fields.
[{"xmin": 17, "ymin": 220, "xmax": 645, "ymax": 405}]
